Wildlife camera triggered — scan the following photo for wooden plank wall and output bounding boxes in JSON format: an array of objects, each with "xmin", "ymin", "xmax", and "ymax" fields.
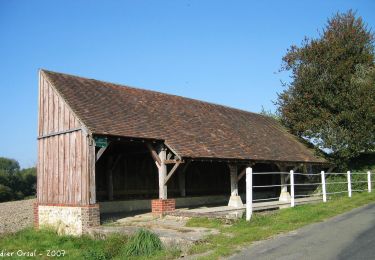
[{"xmin": 37, "ymin": 72, "xmax": 93, "ymax": 205}]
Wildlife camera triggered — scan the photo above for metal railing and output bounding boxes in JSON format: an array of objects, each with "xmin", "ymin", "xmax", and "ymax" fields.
[{"xmin": 245, "ymin": 168, "xmax": 373, "ymax": 221}]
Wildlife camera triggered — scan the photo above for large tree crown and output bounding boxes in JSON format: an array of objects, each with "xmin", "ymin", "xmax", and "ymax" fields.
[{"xmin": 277, "ymin": 10, "xmax": 375, "ymax": 166}]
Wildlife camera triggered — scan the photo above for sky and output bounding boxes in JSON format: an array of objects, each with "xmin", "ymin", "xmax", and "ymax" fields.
[{"xmin": 0, "ymin": 0, "xmax": 374, "ymax": 168}]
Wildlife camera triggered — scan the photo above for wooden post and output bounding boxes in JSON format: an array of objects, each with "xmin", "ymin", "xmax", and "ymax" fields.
[
  {"xmin": 321, "ymin": 171, "xmax": 327, "ymax": 202},
  {"xmin": 278, "ymin": 165, "xmax": 290, "ymax": 203},
  {"xmin": 246, "ymin": 167, "xmax": 252, "ymax": 221},
  {"xmin": 89, "ymin": 139, "xmax": 96, "ymax": 204},
  {"xmin": 229, "ymin": 165, "xmax": 238, "ymax": 196},
  {"xmin": 178, "ymin": 160, "xmax": 190, "ymax": 197},
  {"xmin": 368, "ymin": 171, "xmax": 372, "ymax": 193},
  {"xmin": 107, "ymin": 156, "xmax": 114, "ymax": 201},
  {"xmin": 280, "ymin": 174, "xmax": 287, "ymax": 193},
  {"xmin": 178, "ymin": 170, "xmax": 186, "ymax": 197},
  {"xmin": 158, "ymin": 147, "xmax": 167, "ymax": 199},
  {"xmin": 347, "ymin": 171, "xmax": 352, "ymax": 198},
  {"xmin": 228, "ymin": 164, "xmax": 243, "ymax": 207},
  {"xmin": 290, "ymin": 170, "xmax": 295, "ymax": 207}
]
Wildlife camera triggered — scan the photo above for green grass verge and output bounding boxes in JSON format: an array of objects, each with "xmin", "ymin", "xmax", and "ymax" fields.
[
  {"xmin": 186, "ymin": 192, "xmax": 375, "ymax": 260},
  {"xmin": 0, "ymin": 193, "xmax": 373, "ymax": 260},
  {"xmin": 0, "ymin": 228, "xmax": 180, "ymax": 260}
]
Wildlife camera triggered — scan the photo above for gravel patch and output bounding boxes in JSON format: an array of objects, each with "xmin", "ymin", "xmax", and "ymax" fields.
[{"xmin": 0, "ymin": 198, "xmax": 35, "ymax": 235}]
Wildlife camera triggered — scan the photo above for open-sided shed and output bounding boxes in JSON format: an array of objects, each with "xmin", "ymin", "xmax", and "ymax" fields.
[{"xmin": 35, "ymin": 69, "xmax": 326, "ymax": 235}]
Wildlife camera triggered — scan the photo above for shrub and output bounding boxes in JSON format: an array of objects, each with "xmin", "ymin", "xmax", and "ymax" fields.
[
  {"xmin": 325, "ymin": 172, "xmax": 369, "ymax": 195},
  {"xmin": 0, "ymin": 184, "xmax": 13, "ymax": 202},
  {"xmin": 122, "ymin": 229, "xmax": 163, "ymax": 257},
  {"xmin": 0, "ymin": 160, "xmax": 36, "ymax": 202}
]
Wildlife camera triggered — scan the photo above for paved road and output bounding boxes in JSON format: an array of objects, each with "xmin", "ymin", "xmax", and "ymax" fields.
[{"xmin": 229, "ymin": 203, "xmax": 375, "ymax": 260}]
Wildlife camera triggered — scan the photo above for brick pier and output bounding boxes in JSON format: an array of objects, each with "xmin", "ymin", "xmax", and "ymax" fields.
[{"xmin": 151, "ymin": 199, "xmax": 176, "ymax": 215}]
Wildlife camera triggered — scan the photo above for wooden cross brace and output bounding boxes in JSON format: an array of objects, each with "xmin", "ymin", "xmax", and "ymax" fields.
[
  {"xmin": 237, "ymin": 164, "xmax": 254, "ymax": 181},
  {"xmin": 96, "ymin": 141, "xmax": 111, "ymax": 162},
  {"xmin": 146, "ymin": 143, "xmax": 162, "ymax": 168},
  {"xmin": 164, "ymin": 161, "xmax": 182, "ymax": 185}
]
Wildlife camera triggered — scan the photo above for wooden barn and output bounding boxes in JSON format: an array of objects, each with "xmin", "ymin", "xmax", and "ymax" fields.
[{"xmin": 35, "ymin": 69, "xmax": 326, "ymax": 235}]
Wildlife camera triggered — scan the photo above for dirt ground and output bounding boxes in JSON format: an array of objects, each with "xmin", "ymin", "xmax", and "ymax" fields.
[{"xmin": 0, "ymin": 198, "xmax": 35, "ymax": 235}]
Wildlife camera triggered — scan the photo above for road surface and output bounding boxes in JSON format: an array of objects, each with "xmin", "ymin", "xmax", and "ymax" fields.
[{"xmin": 229, "ymin": 203, "xmax": 375, "ymax": 260}]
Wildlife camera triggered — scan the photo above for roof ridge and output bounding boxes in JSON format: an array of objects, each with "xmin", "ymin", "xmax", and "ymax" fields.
[{"xmin": 40, "ymin": 69, "xmax": 268, "ymax": 119}]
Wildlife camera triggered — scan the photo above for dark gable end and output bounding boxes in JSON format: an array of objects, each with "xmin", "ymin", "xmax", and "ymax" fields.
[{"xmin": 41, "ymin": 69, "xmax": 327, "ymax": 164}]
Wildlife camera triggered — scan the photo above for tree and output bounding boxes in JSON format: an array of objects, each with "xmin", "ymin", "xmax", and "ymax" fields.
[
  {"xmin": 0, "ymin": 157, "xmax": 20, "ymax": 174},
  {"xmin": 260, "ymin": 106, "xmax": 280, "ymax": 121},
  {"xmin": 0, "ymin": 157, "xmax": 36, "ymax": 202},
  {"xmin": 276, "ymin": 10, "xmax": 375, "ymax": 166}
]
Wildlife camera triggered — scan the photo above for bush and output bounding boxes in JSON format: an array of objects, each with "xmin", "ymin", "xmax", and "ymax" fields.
[
  {"xmin": 325, "ymin": 172, "xmax": 370, "ymax": 195},
  {"xmin": 122, "ymin": 229, "xmax": 163, "ymax": 257},
  {"xmin": 0, "ymin": 184, "xmax": 13, "ymax": 201},
  {"xmin": 0, "ymin": 158, "xmax": 36, "ymax": 202},
  {"xmin": 0, "ymin": 157, "xmax": 20, "ymax": 174}
]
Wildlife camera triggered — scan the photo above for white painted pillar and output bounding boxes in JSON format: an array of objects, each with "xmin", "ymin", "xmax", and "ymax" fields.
[
  {"xmin": 347, "ymin": 171, "xmax": 352, "ymax": 198},
  {"xmin": 246, "ymin": 167, "xmax": 252, "ymax": 221},
  {"xmin": 228, "ymin": 164, "xmax": 243, "ymax": 207},
  {"xmin": 321, "ymin": 171, "xmax": 327, "ymax": 202},
  {"xmin": 158, "ymin": 148, "xmax": 167, "ymax": 199},
  {"xmin": 290, "ymin": 170, "xmax": 295, "ymax": 207},
  {"xmin": 368, "ymin": 171, "xmax": 372, "ymax": 193}
]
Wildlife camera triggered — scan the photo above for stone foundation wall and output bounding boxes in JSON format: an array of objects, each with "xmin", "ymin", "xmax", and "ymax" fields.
[{"xmin": 37, "ymin": 204, "xmax": 100, "ymax": 236}]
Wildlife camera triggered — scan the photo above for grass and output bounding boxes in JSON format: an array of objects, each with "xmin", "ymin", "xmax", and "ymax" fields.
[
  {"xmin": 0, "ymin": 193, "xmax": 374, "ymax": 260},
  {"xmin": 185, "ymin": 192, "xmax": 375, "ymax": 260},
  {"xmin": 121, "ymin": 229, "xmax": 163, "ymax": 257},
  {"xmin": 0, "ymin": 228, "xmax": 179, "ymax": 260}
]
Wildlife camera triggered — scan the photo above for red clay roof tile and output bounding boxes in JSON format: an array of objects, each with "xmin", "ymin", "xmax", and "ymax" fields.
[{"xmin": 42, "ymin": 70, "xmax": 326, "ymax": 164}]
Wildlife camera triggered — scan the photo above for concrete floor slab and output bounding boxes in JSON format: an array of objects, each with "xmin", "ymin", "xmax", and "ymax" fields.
[{"xmin": 88, "ymin": 213, "xmax": 218, "ymax": 253}]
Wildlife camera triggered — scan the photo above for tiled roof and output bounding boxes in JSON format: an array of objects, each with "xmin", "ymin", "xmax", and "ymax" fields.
[{"xmin": 42, "ymin": 70, "xmax": 326, "ymax": 164}]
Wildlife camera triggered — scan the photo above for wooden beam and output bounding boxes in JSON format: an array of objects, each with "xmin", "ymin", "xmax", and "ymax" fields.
[
  {"xmin": 146, "ymin": 143, "xmax": 161, "ymax": 168},
  {"xmin": 164, "ymin": 159, "xmax": 184, "ymax": 164},
  {"xmin": 107, "ymin": 156, "xmax": 114, "ymax": 201},
  {"xmin": 292, "ymin": 164, "xmax": 303, "ymax": 171},
  {"xmin": 276, "ymin": 163, "xmax": 287, "ymax": 172},
  {"xmin": 37, "ymin": 127, "xmax": 81, "ymax": 139},
  {"xmin": 96, "ymin": 143, "xmax": 110, "ymax": 162},
  {"xmin": 111, "ymin": 154, "xmax": 123, "ymax": 172},
  {"xmin": 180, "ymin": 160, "xmax": 191, "ymax": 173},
  {"xmin": 228, "ymin": 164, "xmax": 239, "ymax": 196},
  {"xmin": 89, "ymin": 138, "xmax": 96, "ymax": 204},
  {"xmin": 237, "ymin": 167, "xmax": 247, "ymax": 181},
  {"xmin": 238, "ymin": 163, "xmax": 254, "ymax": 181},
  {"xmin": 164, "ymin": 161, "xmax": 182, "ymax": 185},
  {"xmin": 178, "ymin": 160, "xmax": 191, "ymax": 197},
  {"xmin": 164, "ymin": 142, "xmax": 182, "ymax": 160},
  {"xmin": 158, "ymin": 148, "xmax": 168, "ymax": 199},
  {"xmin": 285, "ymin": 164, "xmax": 303, "ymax": 182}
]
